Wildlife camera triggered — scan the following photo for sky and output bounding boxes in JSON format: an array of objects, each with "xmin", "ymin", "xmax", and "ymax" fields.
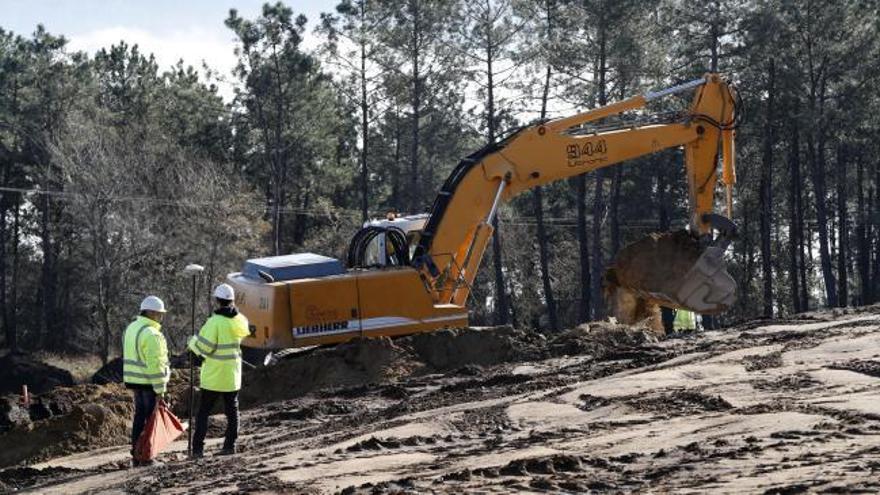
[{"xmin": 1, "ymin": 0, "xmax": 330, "ymax": 99}]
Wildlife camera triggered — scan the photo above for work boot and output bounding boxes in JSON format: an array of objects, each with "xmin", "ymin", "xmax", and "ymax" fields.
[
  {"xmin": 217, "ymin": 446, "xmax": 236, "ymax": 456},
  {"xmin": 190, "ymin": 450, "xmax": 204, "ymax": 460}
]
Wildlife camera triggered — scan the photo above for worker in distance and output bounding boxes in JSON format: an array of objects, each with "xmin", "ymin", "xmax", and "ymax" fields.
[
  {"xmin": 188, "ymin": 283, "xmax": 250, "ymax": 458},
  {"xmin": 122, "ymin": 295, "xmax": 171, "ymax": 467}
]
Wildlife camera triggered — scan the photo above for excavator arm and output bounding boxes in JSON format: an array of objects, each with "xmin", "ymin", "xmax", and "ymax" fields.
[{"xmin": 413, "ymin": 73, "xmax": 738, "ymax": 312}]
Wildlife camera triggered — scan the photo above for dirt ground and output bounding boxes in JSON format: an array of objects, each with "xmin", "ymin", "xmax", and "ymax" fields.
[{"xmin": 2, "ymin": 306, "xmax": 880, "ymax": 494}]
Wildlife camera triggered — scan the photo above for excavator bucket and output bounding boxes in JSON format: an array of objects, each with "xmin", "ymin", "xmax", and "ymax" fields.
[
  {"xmin": 673, "ymin": 245, "xmax": 736, "ymax": 313},
  {"xmin": 605, "ymin": 230, "xmax": 736, "ymax": 317}
]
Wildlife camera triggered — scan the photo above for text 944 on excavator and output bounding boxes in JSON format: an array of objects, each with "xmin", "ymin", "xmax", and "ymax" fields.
[{"xmin": 229, "ymin": 73, "xmax": 739, "ymax": 350}]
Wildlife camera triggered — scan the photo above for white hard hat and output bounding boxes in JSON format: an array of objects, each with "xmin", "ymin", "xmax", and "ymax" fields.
[
  {"xmin": 213, "ymin": 283, "xmax": 235, "ymax": 301},
  {"xmin": 140, "ymin": 295, "xmax": 167, "ymax": 313}
]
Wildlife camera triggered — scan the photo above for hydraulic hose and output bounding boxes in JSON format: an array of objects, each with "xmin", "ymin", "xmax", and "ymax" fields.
[{"xmin": 347, "ymin": 226, "xmax": 411, "ymax": 268}]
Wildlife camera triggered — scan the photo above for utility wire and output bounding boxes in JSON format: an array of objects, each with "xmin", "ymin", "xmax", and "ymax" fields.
[{"xmin": 0, "ymin": 185, "xmax": 701, "ymax": 230}]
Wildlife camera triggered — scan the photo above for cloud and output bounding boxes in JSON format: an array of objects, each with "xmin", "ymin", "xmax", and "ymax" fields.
[{"xmin": 68, "ymin": 25, "xmax": 239, "ymax": 100}]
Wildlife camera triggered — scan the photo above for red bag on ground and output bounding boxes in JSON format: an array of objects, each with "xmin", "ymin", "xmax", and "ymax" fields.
[{"xmin": 133, "ymin": 400, "xmax": 186, "ymax": 462}]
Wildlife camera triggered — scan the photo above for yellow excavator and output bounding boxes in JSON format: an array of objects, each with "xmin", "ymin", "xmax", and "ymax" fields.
[{"xmin": 230, "ymin": 73, "xmax": 738, "ymax": 350}]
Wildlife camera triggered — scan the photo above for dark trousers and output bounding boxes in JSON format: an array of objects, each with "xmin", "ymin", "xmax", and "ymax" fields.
[
  {"xmin": 131, "ymin": 389, "xmax": 157, "ymax": 448},
  {"xmin": 192, "ymin": 389, "xmax": 239, "ymax": 453},
  {"xmin": 661, "ymin": 307, "xmax": 675, "ymax": 334}
]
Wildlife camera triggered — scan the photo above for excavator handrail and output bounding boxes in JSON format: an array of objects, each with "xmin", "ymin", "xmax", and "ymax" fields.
[{"xmin": 644, "ymin": 77, "xmax": 706, "ymax": 102}]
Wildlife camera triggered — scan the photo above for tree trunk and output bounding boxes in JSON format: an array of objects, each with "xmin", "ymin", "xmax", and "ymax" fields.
[
  {"xmin": 806, "ymin": 133, "xmax": 837, "ymax": 307},
  {"xmin": 787, "ymin": 123, "xmax": 802, "ymax": 312},
  {"xmin": 807, "ymin": 223, "xmax": 814, "ymax": 274},
  {"xmin": 491, "ymin": 216, "xmax": 509, "ymax": 325},
  {"xmin": 657, "ymin": 154, "xmax": 670, "ymax": 231},
  {"xmin": 0, "ymin": 191, "xmax": 7, "ymax": 349},
  {"xmin": 835, "ymin": 143, "xmax": 848, "ymax": 306},
  {"xmin": 805, "ymin": 70, "xmax": 838, "ymax": 307},
  {"xmin": 856, "ymin": 156, "xmax": 869, "ymax": 304},
  {"xmin": 95, "ymin": 239, "xmax": 110, "ymax": 365},
  {"xmin": 575, "ymin": 175, "xmax": 591, "ymax": 321},
  {"xmin": 359, "ymin": 10, "xmax": 370, "ymax": 223},
  {"xmin": 485, "ymin": 25, "xmax": 509, "ymax": 326},
  {"xmin": 759, "ymin": 59, "xmax": 775, "ymax": 317},
  {"xmin": 534, "ymin": 20, "xmax": 558, "ymax": 330},
  {"xmin": 797, "ymin": 157, "xmax": 809, "ymax": 311},
  {"xmin": 710, "ymin": 1, "xmax": 720, "ymax": 72},
  {"xmin": 40, "ymin": 191, "xmax": 55, "ymax": 348},
  {"xmin": 744, "ymin": 207, "xmax": 755, "ymax": 313},
  {"xmin": 873, "ymin": 168, "xmax": 880, "ymax": 302},
  {"xmin": 268, "ymin": 38, "xmax": 290, "ymax": 255},
  {"xmin": 9, "ymin": 196, "xmax": 19, "ymax": 350},
  {"xmin": 390, "ymin": 109, "xmax": 402, "ymax": 208},
  {"xmin": 872, "ymin": 165, "xmax": 880, "ymax": 302},
  {"xmin": 408, "ymin": 0, "xmax": 422, "ymax": 212},
  {"xmin": 272, "ymin": 182, "xmax": 282, "ymax": 255},
  {"xmin": 533, "ymin": 186, "xmax": 557, "ymax": 330},
  {"xmin": 609, "ymin": 81, "xmax": 626, "ymax": 257},
  {"xmin": 610, "ymin": 168, "xmax": 623, "ymax": 256},
  {"xmin": 591, "ymin": 174, "xmax": 606, "ymax": 319},
  {"xmin": 590, "ymin": 23, "xmax": 608, "ymax": 320}
]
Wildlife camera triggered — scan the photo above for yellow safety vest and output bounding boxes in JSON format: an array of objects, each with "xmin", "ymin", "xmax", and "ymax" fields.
[
  {"xmin": 122, "ymin": 316, "xmax": 170, "ymax": 394},
  {"xmin": 673, "ymin": 309, "xmax": 696, "ymax": 331},
  {"xmin": 188, "ymin": 312, "xmax": 250, "ymax": 392}
]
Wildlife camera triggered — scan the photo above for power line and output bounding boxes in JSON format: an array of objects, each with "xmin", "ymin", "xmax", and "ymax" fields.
[
  {"xmin": 0, "ymin": 185, "xmax": 696, "ymax": 229},
  {"xmin": 0, "ymin": 185, "xmax": 362, "ymax": 217}
]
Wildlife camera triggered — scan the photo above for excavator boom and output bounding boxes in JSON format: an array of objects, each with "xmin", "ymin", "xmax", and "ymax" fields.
[
  {"xmin": 413, "ymin": 73, "xmax": 738, "ymax": 311},
  {"xmin": 230, "ymin": 74, "xmax": 738, "ymax": 350}
]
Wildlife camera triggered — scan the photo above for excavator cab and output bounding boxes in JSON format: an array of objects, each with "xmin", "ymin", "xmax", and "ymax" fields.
[{"xmin": 346, "ymin": 213, "xmax": 429, "ymax": 268}]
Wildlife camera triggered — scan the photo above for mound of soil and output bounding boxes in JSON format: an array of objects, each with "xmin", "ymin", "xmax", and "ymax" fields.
[
  {"xmin": 743, "ymin": 351, "xmax": 784, "ymax": 371},
  {"xmin": 91, "ymin": 357, "xmax": 123, "ymax": 385},
  {"xmin": 0, "ymin": 396, "xmax": 31, "ymax": 433},
  {"xmin": 0, "ymin": 353, "xmax": 74, "ymax": 395},
  {"xmin": 403, "ymin": 325, "xmax": 544, "ymax": 370},
  {"xmin": 239, "ymin": 327, "xmax": 555, "ymax": 409},
  {"xmin": 0, "ymin": 383, "xmax": 133, "ymax": 468},
  {"xmin": 626, "ymin": 389, "xmax": 732, "ymax": 415},
  {"xmin": 549, "ymin": 322, "xmax": 659, "ymax": 360},
  {"xmin": 239, "ymin": 336, "xmax": 421, "ymax": 409},
  {"xmin": 235, "ymin": 325, "xmax": 665, "ymax": 410},
  {"xmin": 828, "ymin": 359, "xmax": 880, "ymax": 378}
]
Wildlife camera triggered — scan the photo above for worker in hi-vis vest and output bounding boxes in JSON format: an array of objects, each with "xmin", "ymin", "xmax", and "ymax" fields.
[
  {"xmin": 673, "ymin": 309, "xmax": 697, "ymax": 332},
  {"xmin": 188, "ymin": 283, "xmax": 250, "ymax": 457},
  {"xmin": 122, "ymin": 295, "xmax": 171, "ymax": 466}
]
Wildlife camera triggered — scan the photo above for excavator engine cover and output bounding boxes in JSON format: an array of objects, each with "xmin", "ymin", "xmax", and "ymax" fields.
[{"xmin": 607, "ymin": 230, "xmax": 735, "ymax": 314}]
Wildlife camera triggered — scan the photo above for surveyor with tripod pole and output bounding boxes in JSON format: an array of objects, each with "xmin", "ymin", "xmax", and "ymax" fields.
[{"xmin": 188, "ymin": 283, "xmax": 250, "ymax": 458}]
